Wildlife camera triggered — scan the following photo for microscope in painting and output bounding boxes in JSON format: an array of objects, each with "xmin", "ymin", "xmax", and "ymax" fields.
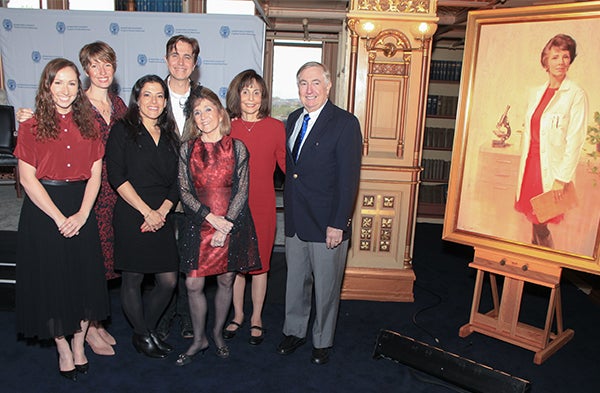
[{"xmin": 492, "ymin": 105, "xmax": 512, "ymax": 148}]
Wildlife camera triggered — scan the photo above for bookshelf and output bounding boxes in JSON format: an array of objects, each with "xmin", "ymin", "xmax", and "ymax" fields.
[
  {"xmin": 115, "ymin": 0, "xmax": 183, "ymax": 12},
  {"xmin": 417, "ymin": 48, "xmax": 463, "ymax": 223}
]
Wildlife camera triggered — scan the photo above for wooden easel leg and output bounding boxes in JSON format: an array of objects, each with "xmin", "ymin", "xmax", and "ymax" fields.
[
  {"xmin": 459, "ymin": 269, "xmax": 485, "ymax": 337},
  {"xmin": 489, "ymin": 273, "xmax": 499, "ymax": 316},
  {"xmin": 533, "ymin": 285, "xmax": 574, "ymax": 365}
]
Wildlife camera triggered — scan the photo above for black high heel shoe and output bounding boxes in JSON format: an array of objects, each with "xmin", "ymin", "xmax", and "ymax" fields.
[
  {"xmin": 132, "ymin": 333, "xmax": 168, "ymax": 358},
  {"xmin": 75, "ymin": 363, "xmax": 89, "ymax": 374},
  {"xmin": 149, "ymin": 331, "xmax": 173, "ymax": 353},
  {"xmin": 59, "ymin": 368, "xmax": 77, "ymax": 382},
  {"xmin": 216, "ymin": 345, "xmax": 230, "ymax": 359},
  {"xmin": 175, "ymin": 345, "xmax": 209, "ymax": 367}
]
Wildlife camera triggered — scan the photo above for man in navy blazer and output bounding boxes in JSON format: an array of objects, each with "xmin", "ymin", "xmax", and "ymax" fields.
[{"xmin": 276, "ymin": 62, "xmax": 362, "ymax": 365}]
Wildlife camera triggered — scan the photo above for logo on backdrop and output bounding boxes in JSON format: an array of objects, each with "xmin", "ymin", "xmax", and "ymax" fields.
[
  {"xmin": 7, "ymin": 80, "xmax": 16, "ymax": 91},
  {"xmin": 110, "ymin": 23, "xmax": 120, "ymax": 35},
  {"xmin": 137, "ymin": 54, "xmax": 148, "ymax": 66},
  {"xmin": 197, "ymin": 56, "xmax": 202, "ymax": 67},
  {"xmin": 56, "ymin": 21, "xmax": 66, "ymax": 34},
  {"xmin": 2, "ymin": 19, "xmax": 12, "ymax": 32},
  {"xmin": 219, "ymin": 26, "xmax": 230, "ymax": 38},
  {"xmin": 164, "ymin": 24, "xmax": 174, "ymax": 36},
  {"xmin": 219, "ymin": 87, "xmax": 227, "ymax": 99},
  {"xmin": 31, "ymin": 51, "xmax": 41, "ymax": 63}
]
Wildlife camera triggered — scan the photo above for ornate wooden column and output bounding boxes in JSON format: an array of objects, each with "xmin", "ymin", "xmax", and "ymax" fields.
[{"xmin": 341, "ymin": 0, "xmax": 437, "ymax": 301}]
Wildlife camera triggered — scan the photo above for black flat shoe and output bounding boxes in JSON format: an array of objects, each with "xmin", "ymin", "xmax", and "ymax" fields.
[
  {"xmin": 248, "ymin": 326, "xmax": 265, "ymax": 345},
  {"xmin": 75, "ymin": 363, "xmax": 89, "ymax": 374},
  {"xmin": 174, "ymin": 346, "xmax": 209, "ymax": 367},
  {"xmin": 132, "ymin": 333, "xmax": 168, "ymax": 358},
  {"xmin": 223, "ymin": 320, "xmax": 242, "ymax": 340},
  {"xmin": 276, "ymin": 335, "xmax": 306, "ymax": 355},
  {"xmin": 149, "ymin": 331, "xmax": 173, "ymax": 353},
  {"xmin": 59, "ymin": 368, "xmax": 77, "ymax": 381}
]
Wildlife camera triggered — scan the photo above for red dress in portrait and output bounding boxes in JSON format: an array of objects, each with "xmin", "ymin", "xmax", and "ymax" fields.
[
  {"xmin": 515, "ymin": 87, "xmax": 562, "ymax": 225},
  {"xmin": 230, "ymin": 117, "xmax": 285, "ymax": 274}
]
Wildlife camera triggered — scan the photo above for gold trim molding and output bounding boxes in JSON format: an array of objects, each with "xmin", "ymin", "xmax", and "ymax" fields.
[{"xmin": 352, "ymin": 0, "xmax": 433, "ymax": 14}]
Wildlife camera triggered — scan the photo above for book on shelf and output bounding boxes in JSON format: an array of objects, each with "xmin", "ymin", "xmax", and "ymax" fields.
[
  {"xmin": 426, "ymin": 95, "xmax": 458, "ymax": 117},
  {"xmin": 429, "ymin": 60, "xmax": 462, "ymax": 82},
  {"xmin": 421, "ymin": 159, "xmax": 451, "ymax": 181},
  {"xmin": 424, "ymin": 127, "xmax": 454, "ymax": 149},
  {"xmin": 133, "ymin": 0, "xmax": 182, "ymax": 12},
  {"xmin": 418, "ymin": 183, "xmax": 449, "ymax": 204}
]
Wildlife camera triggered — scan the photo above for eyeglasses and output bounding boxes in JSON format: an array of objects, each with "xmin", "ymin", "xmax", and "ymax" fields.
[{"xmin": 179, "ymin": 96, "xmax": 187, "ymax": 109}]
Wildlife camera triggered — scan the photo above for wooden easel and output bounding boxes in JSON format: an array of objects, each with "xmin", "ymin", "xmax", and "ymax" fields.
[{"xmin": 459, "ymin": 247, "xmax": 574, "ymax": 365}]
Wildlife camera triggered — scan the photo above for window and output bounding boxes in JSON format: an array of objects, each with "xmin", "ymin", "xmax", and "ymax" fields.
[
  {"xmin": 69, "ymin": 0, "xmax": 114, "ymax": 11},
  {"xmin": 206, "ymin": 0, "xmax": 255, "ymax": 15},
  {"xmin": 8, "ymin": 0, "xmax": 115, "ymax": 10},
  {"xmin": 7, "ymin": 0, "xmax": 43, "ymax": 8},
  {"xmin": 271, "ymin": 41, "xmax": 322, "ymax": 121}
]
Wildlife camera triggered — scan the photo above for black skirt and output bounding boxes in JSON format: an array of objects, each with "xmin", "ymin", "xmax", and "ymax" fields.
[{"xmin": 16, "ymin": 182, "xmax": 110, "ymax": 340}]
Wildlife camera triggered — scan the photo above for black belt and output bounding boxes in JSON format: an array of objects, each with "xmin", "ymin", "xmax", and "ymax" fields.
[{"xmin": 39, "ymin": 179, "xmax": 87, "ymax": 186}]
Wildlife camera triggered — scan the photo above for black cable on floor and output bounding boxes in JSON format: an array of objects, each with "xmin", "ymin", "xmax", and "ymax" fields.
[{"xmin": 412, "ymin": 281, "xmax": 443, "ymax": 348}]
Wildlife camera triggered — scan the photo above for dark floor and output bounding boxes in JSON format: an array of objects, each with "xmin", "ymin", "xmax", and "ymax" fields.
[{"xmin": 1, "ymin": 224, "xmax": 599, "ymax": 393}]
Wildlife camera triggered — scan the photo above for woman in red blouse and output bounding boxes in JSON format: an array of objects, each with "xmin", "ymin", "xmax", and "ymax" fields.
[
  {"xmin": 17, "ymin": 42, "xmax": 128, "ymax": 356},
  {"xmin": 14, "ymin": 58, "xmax": 109, "ymax": 381}
]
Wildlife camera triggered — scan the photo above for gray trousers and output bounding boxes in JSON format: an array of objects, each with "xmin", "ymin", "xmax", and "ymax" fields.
[{"xmin": 283, "ymin": 234, "xmax": 348, "ymax": 348}]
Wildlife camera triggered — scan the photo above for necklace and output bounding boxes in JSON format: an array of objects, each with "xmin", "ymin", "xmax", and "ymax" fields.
[
  {"xmin": 90, "ymin": 98, "xmax": 111, "ymax": 117},
  {"xmin": 240, "ymin": 119, "xmax": 258, "ymax": 133}
]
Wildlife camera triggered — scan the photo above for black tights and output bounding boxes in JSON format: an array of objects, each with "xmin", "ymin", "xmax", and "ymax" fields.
[
  {"xmin": 185, "ymin": 272, "xmax": 235, "ymax": 355},
  {"xmin": 121, "ymin": 271, "xmax": 177, "ymax": 335}
]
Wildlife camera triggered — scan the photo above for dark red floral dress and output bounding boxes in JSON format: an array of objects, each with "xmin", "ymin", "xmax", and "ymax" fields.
[{"xmin": 92, "ymin": 93, "xmax": 127, "ymax": 279}]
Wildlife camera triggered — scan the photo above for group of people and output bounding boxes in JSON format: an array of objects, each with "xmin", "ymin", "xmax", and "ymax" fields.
[{"xmin": 14, "ymin": 34, "xmax": 363, "ymax": 381}]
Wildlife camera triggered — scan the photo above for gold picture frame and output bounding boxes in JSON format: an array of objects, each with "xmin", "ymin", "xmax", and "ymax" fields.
[{"xmin": 443, "ymin": 2, "xmax": 600, "ymax": 274}]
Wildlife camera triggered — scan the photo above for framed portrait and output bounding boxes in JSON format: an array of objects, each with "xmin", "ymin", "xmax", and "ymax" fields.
[{"xmin": 442, "ymin": 2, "xmax": 600, "ymax": 274}]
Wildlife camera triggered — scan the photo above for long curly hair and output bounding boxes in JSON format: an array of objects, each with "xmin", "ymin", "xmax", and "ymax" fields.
[
  {"xmin": 34, "ymin": 58, "xmax": 97, "ymax": 141},
  {"xmin": 123, "ymin": 74, "xmax": 179, "ymax": 148}
]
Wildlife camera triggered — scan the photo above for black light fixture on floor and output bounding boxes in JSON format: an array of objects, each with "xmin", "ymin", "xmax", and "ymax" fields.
[{"xmin": 373, "ymin": 330, "xmax": 531, "ymax": 393}]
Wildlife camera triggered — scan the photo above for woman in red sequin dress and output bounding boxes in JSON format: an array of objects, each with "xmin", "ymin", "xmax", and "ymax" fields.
[
  {"xmin": 515, "ymin": 34, "xmax": 587, "ymax": 248},
  {"xmin": 224, "ymin": 69, "xmax": 286, "ymax": 345},
  {"xmin": 176, "ymin": 86, "xmax": 260, "ymax": 366}
]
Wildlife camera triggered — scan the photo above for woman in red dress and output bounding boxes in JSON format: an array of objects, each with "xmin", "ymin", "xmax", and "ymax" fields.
[
  {"xmin": 176, "ymin": 86, "xmax": 260, "ymax": 366},
  {"xmin": 515, "ymin": 34, "xmax": 587, "ymax": 248},
  {"xmin": 223, "ymin": 69, "xmax": 286, "ymax": 345},
  {"xmin": 79, "ymin": 41, "xmax": 128, "ymax": 355}
]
